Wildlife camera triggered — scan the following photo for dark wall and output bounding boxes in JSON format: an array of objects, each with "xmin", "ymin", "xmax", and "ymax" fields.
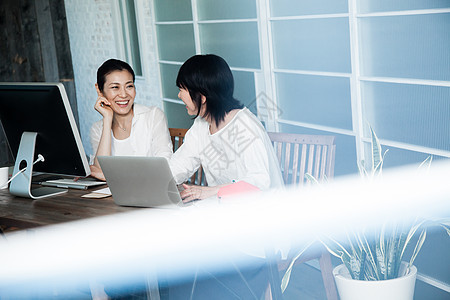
[
  {"xmin": 0, "ymin": 0, "xmax": 77, "ymax": 167},
  {"xmin": 0, "ymin": 1, "xmax": 42, "ymax": 81},
  {"xmin": 0, "ymin": 0, "xmax": 75, "ymax": 82}
]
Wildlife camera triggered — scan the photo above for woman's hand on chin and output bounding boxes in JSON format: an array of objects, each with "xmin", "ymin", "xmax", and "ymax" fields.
[{"xmin": 180, "ymin": 183, "xmax": 220, "ymax": 203}]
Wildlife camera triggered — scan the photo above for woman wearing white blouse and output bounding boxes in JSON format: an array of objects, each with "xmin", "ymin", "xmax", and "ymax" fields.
[
  {"xmin": 170, "ymin": 54, "xmax": 283, "ymax": 203},
  {"xmin": 166, "ymin": 54, "xmax": 283, "ymax": 300},
  {"xmin": 90, "ymin": 59, "xmax": 172, "ymax": 181}
]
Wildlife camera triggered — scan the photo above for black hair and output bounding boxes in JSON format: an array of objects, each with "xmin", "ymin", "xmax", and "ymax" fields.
[
  {"xmin": 97, "ymin": 59, "xmax": 135, "ymax": 92},
  {"xmin": 176, "ymin": 54, "xmax": 243, "ymax": 127}
]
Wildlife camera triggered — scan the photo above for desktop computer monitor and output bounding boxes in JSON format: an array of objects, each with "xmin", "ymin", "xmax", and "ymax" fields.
[{"xmin": 0, "ymin": 82, "xmax": 90, "ymax": 199}]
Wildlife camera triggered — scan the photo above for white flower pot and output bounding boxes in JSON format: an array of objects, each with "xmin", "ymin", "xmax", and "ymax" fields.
[{"xmin": 333, "ymin": 262, "xmax": 417, "ymax": 300}]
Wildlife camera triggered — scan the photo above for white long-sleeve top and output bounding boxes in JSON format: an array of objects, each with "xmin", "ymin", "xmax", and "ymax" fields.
[
  {"xmin": 169, "ymin": 108, "xmax": 284, "ymax": 190},
  {"xmin": 90, "ymin": 104, "xmax": 173, "ymax": 161}
]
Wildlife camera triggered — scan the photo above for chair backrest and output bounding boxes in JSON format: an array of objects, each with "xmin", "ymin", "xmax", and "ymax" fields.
[
  {"xmin": 169, "ymin": 128, "xmax": 207, "ymax": 186},
  {"xmin": 267, "ymin": 132, "xmax": 336, "ymax": 186},
  {"xmin": 169, "ymin": 128, "xmax": 188, "ymax": 151}
]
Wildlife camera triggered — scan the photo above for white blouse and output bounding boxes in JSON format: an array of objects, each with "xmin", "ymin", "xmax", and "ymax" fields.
[
  {"xmin": 90, "ymin": 104, "xmax": 173, "ymax": 161},
  {"xmin": 169, "ymin": 108, "xmax": 284, "ymax": 190}
]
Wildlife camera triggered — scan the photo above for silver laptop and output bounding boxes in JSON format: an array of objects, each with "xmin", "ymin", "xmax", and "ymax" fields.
[{"xmin": 98, "ymin": 156, "xmax": 184, "ymax": 208}]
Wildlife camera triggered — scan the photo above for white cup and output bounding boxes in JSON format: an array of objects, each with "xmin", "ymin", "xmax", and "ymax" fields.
[{"xmin": 0, "ymin": 166, "xmax": 9, "ymax": 189}]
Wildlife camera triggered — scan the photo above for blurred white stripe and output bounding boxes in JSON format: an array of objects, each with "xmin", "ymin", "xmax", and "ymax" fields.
[{"xmin": 0, "ymin": 161, "xmax": 449, "ymax": 293}]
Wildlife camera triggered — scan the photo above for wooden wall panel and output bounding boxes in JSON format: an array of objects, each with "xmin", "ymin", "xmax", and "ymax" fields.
[
  {"xmin": 0, "ymin": 0, "xmax": 44, "ymax": 82},
  {"xmin": 0, "ymin": 0, "xmax": 78, "ymax": 167}
]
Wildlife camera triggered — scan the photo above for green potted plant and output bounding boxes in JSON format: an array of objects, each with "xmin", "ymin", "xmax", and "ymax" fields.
[{"xmin": 281, "ymin": 126, "xmax": 450, "ymax": 300}]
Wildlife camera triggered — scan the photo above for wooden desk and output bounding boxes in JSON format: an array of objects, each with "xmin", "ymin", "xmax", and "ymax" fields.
[
  {"xmin": 0, "ymin": 187, "xmax": 162, "ymax": 299},
  {"xmin": 0, "ymin": 187, "xmax": 135, "ymax": 230}
]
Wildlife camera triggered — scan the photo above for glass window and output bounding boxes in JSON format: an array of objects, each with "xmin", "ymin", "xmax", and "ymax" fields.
[
  {"xmin": 163, "ymin": 101, "xmax": 195, "ymax": 129},
  {"xmin": 361, "ymin": 82, "xmax": 450, "ymax": 151},
  {"xmin": 156, "ymin": 24, "xmax": 196, "ymax": 62},
  {"xmin": 359, "ymin": 14, "xmax": 450, "ymax": 81},
  {"xmin": 276, "ymin": 73, "xmax": 352, "ymax": 130},
  {"xmin": 197, "ymin": 0, "xmax": 256, "ymax": 20},
  {"xmin": 118, "ymin": 0, "xmax": 142, "ymax": 76},
  {"xmin": 232, "ymin": 71, "xmax": 257, "ymax": 114},
  {"xmin": 199, "ymin": 22, "xmax": 260, "ymax": 69},
  {"xmin": 408, "ymin": 227, "xmax": 450, "ymax": 290},
  {"xmin": 154, "ymin": 0, "xmax": 192, "ymax": 22},
  {"xmin": 359, "ymin": 0, "xmax": 450, "ymax": 14},
  {"xmin": 272, "ymin": 18, "xmax": 351, "ymax": 73},
  {"xmin": 363, "ymin": 142, "xmax": 446, "ymax": 170},
  {"xmin": 160, "ymin": 63, "xmax": 181, "ymax": 100},
  {"xmin": 271, "ymin": 0, "xmax": 348, "ymax": 17},
  {"xmin": 154, "ymin": 0, "xmax": 260, "ymax": 134},
  {"xmin": 153, "ymin": 0, "xmax": 450, "ymax": 180}
]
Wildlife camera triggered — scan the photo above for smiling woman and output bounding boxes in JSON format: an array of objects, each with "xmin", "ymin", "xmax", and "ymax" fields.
[{"xmin": 89, "ymin": 59, "xmax": 173, "ymax": 181}]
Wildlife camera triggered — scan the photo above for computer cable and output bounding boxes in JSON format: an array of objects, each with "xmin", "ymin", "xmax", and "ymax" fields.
[{"xmin": 0, "ymin": 154, "xmax": 45, "ymax": 189}]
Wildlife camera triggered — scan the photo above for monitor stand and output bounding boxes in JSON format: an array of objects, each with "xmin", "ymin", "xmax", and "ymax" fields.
[{"xmin": 9, "ymin": 132, "xmax": 67, "ymax": 199}]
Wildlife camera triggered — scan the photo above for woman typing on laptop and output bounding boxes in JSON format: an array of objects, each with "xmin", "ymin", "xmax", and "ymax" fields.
[
  {"xmin": 169, "ymin": 54, "xmax": 283, "ymax": 203},
  {"xmin": 167, "ymin": 54, "xmax": 284, "ymax": 300},
  {"xmin": 89, "ymin": 59, "xmax": 173, "ymax": 181}
]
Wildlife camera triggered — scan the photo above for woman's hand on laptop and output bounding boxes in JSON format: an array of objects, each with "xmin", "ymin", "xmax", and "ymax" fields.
[{"xmin": 180, "ymin": 184, "xmax": 221, "ymax": 203}]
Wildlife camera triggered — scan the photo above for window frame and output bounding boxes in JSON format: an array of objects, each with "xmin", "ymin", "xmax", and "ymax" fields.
[
  {"xmin": 111, "ymin": 0, "xmax": 145, "ymax": 79},
  {"xmin": 152, "ymin": 0, "xmax": 450, "ymax": 164}
]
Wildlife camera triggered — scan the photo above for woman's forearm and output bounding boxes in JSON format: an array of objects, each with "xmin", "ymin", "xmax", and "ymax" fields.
[{"xmin": 93, "ymin": 118, "xmax": 113, "ymax": 167}]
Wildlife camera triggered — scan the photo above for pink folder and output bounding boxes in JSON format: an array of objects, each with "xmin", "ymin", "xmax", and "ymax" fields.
[{"xmin": 217, "ymin": 181, "xmax": 260, "ymax": 200}]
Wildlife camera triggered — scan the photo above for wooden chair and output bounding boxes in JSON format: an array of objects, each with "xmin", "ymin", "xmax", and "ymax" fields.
[
  {"xmin": 169, "ymin": 128, "xmax": 206, "ymax": 186},
  {"xmin": 265, "ymin": 132, "xmax": 338, "ymax": 300},
  {"xmin": 268, "ymin": 132, "xmax": 336, "ymax": 186}
]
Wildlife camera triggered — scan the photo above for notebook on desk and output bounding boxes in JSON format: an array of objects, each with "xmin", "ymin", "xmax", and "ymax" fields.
[{"xmin": 97, "ymin": 156, "xmax": 184, "ymax": 208}]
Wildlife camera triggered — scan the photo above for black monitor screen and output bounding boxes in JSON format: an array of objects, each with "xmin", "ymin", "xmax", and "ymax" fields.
[{"xmin": 0, "ymin": 83, "xmax": 90, "ymax": 177}]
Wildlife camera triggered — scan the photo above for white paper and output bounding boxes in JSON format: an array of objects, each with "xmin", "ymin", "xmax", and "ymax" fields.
[{"xmin": 92, "ymin": 187, "xmax": 111, "ymax": 195}]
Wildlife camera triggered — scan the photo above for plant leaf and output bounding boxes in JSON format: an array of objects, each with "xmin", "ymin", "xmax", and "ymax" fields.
[
  {"xmin": 409, "ymin": 229, "xmax": 427, "ymax": 268},
  {"xmin": 304, "ymin": 131, "xmax": 450, "ymax": 282},
  {"xmin": 400, "ymin": 219, "xmax": 427, "ymax": 260},
  {"xmin": 305, "ymin": 173, "xmax": 319, "ymax": 184},
  {"xmin": 369, "ymin": 125, "xmax": 382, "ymax": 176},
  {"xmin": 418, "ymin": 155, "xmax": 433, "ymax": 171},
  {"xmin": 354, "ymin": 231, "xmax": 378, "ymax": 280},
  {"xmin": 376, "ymin": 225, "xmax": 387, "ymax": 279},
  {"xmin": 358, "ymin": 159, "xmax": 368, "ymax": 177},
  {"xmin": 320, "ymin": 238, "xmax": 348, "ymax": 259},
  {"xmin": 281, "ymin": 241, "xmax": 315, "ymax": 293},
  {"xmin": 440, "ymin": 223, "xmax": 450, "ymax": 236}
]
